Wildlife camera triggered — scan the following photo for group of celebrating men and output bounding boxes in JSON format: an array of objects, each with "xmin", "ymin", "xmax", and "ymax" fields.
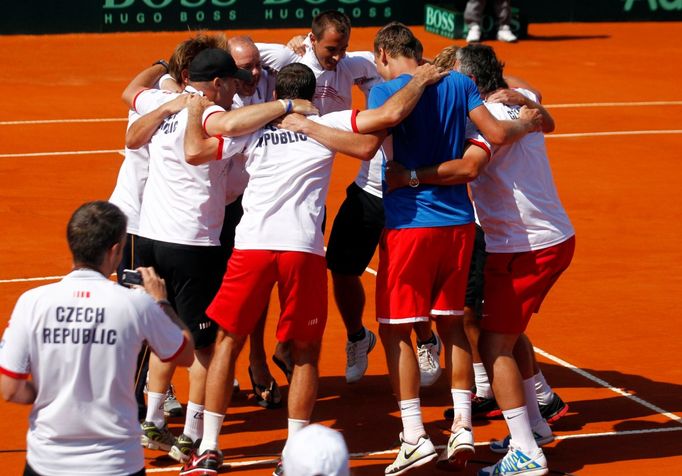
[{"xmin": 0, "ymin": 9, "xmax": 575, "ymax": 476}]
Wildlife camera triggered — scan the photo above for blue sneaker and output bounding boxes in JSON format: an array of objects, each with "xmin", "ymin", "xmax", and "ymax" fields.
[
  {"xmin": 490, "ymin": 421, "xmax": 554, "ymax": 454},
  {"xmin": 478, "ymin": 444, "xmax": 548, "ymax": 476}
]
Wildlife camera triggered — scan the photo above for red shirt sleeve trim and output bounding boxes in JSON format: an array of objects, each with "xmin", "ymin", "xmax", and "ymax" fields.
[
  {"xmin": 131, "ymin": 88, "xmax": 149, "ymax": 113},
  {"xmin": 351, "ymin": 109, "xmax": 360, "ymax": 133},
  {"xmin": 467, "ymin": 138, "xmax": 491, "ymax": 158},
  {"xmin": 214, "ymin": 135, "xmax": 224, "ymax": 161},
  {"xmin": 202, "ymin": 110, "xmax": 221, "ymax": 134},
  {"xmin": 0, "ymin": 366, "xmax": 30, "ymax": 380},
  {"xmin": 159, "ymin": 336, "xmax": 188, "ymax": 363}
]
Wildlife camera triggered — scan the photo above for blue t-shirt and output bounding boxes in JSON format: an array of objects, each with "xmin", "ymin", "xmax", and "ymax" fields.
[{"xmin": 369, "ymin": 71, "xmax": 483, "ymax": 229}]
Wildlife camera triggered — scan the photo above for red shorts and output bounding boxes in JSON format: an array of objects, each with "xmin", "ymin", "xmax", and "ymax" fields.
[
  {"xmin": 376, "ymin": 224, "xmax": 475, "ymax": 324},
  {"xmin": 207, "ymin": 249, "xmax": 327, "ymax": 342},
  {"xmin": 480, "ymin": 236, "xmax": 575, "ymax": 334}
]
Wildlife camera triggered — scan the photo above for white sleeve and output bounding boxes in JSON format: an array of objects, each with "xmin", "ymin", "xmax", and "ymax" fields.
[
  {"xmin": 465, "ymin": 118, "xmax": 491, "ymax": 155},
  {"xmin": 344, "ymin": 52, "xmax": 382, "ymax": 97},
  {"xmin": 256, "ymin": 42, "xmax": 301, "ymax": 72},
  {"xmin": 312, "ymin": 110, "xmax": 355, "ymax": 132},
  {"xmin": 133, "ymin": 89, "xmax": 179, "ymax": 116},
  {"xmin": 516, "ymin": 88, "xmax": 539, "ymax": 104},
  {"xmin": 139, "ymin": 300, "xmax": 186, "ymax": 362},
  {"xmin": 0, "ymin": 294, "xmax": 32, "ymax": 378}
]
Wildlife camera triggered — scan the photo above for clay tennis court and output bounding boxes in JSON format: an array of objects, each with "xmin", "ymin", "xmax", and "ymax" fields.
[{"xmin": 1, "ymin": 20, "xmax": 681, "ymax": 475}]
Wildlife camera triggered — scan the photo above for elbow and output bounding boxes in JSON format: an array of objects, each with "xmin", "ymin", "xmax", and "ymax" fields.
[
  {"xmin": 462, "ymin": 164, "xmax": 482, "ymax": 183},
  {"xmin": 184, "ymin": 151, "xmax": 204, "ymax": 166},
  {"xmin": 543, "ymin": 120, "xmax": 556, "ymax": 134},
  {"xmin": 486, "ymin": 130, "xmax": 506, "ymax": 146}
]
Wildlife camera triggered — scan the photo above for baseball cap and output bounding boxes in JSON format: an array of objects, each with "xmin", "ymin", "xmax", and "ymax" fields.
[
  {"xmin": 283, "ymin": 424, "xmax": 349, "ymax": 476},
  {"xmin": 188, "ymin": 48, "xmax": 252, "ymax": 83}
]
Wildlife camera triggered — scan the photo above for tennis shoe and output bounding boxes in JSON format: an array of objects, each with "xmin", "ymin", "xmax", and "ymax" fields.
[
  {"xmin": 436, "ymin": 419, "xmax": 475, "ymax": 471},
  {"xmin": 466, "ymin": 24, "xmax": 481, "ymax": 43},
  {"xmin": 479, "ymin": 443, "xmax": 547, "ymax": 475},
  {"xmin": 539, "ymin": 393, "xmax": 568, "ymax": 423},
  {"xmin": 140, "ymin": 421, "xmax": 175, "ymax": 452},
  {"xmin": 164, "ymin": 384, "xmax": 183, "ymax": 417},
  {"xmin": 497, "ymin": 25, "xmax": 518, "ymax": 43},
  {"xmin": 345, "ymin": 328, "xmax": 377, "ymax": 383},
  {"xmin": 490, "ymin": 419, "xmax": 554, "ymax": 454},
  {"xmin": 169, "ymin": 434, "xmax": 196, "ymax": 463},
  {"xmin": 418, "ymin": 334, "xmax": 442, "ymax": 387},
  {"xmin": 385, "ymin": 433, "xmax": 437, "ymax": 475},
  {"xmin": 180, "ymin": 448, "xmax": 223, "ymax": 476}
]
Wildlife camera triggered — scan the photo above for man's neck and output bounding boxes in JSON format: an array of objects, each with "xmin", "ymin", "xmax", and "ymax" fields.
[
  {"xmin": 388, "ymin": 57, "xmax": 419, "ymax": 79},
  {"xmin": 72, "ymin": 262, "xmax": 107, "ymax": 277}
]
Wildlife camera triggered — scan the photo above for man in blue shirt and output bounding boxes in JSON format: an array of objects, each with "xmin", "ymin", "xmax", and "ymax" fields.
[{"xmin": 368, "ymin": 23, "xmax": 540, "ymax": 475}]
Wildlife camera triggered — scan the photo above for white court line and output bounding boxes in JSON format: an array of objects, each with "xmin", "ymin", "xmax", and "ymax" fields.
[
  {"xmin": 2, "ymin": 100, "xmax": 681, "ymax": 127},
  {"xmin": 0, "ymin": 149, "xmax": 123, "ymax": 158},
  {"xmin": 547, "ymin": 130, "xmax": 682, "ymax": 139},
  {"xmin": 0, "ymin": 275, "xmax": 64, "ymax": 284},
  {"xmin": 534, "ymin": 347, "xmax": 682, "ymax": 424},
  {"xmin": 0, "ymin": 118, "xmax": 127, "ymax": 125},
  {"xmin": 143, "ymin": 426, "xmax": 682, "ymax": 473}
]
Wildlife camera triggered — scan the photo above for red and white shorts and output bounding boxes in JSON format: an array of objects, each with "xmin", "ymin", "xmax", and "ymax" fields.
[
  {"xmin": 207, "ymin": 249, "xmax": 328, "ymax": 342},
  {"xmin": 480, "ymin": 236, "xmax": 575, "ymax": 334},
  {"xmin": 376, "ymin": 224, "xmax": 475, "ymax": 324}
]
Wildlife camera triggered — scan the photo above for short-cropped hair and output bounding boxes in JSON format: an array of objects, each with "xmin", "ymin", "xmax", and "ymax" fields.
[
  {"xmin": 275, "ymin": 63, "xmax": 316, "ymax": 102},
  {"xmin": 374, "ymin": 22, "xmax": 420, "ymax": 60},
  {"xmin": 169, "ymin": 33, "xmax": 228, "ymax": 84},
  {"xmin": 456, "ymin": 44, "xmax": 508, "ymax": 95},
  {"xmin": 312, "ymin": 10, "xmax": 351, "ymax": 40},
  {"xmin": 67, "ymin": 201, "xmax": 127, "ymax": 268}
]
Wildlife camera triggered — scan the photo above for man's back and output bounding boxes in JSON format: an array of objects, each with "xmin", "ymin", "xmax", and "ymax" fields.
[
  {"xmin": 1, "ymin": 269, "xmax": 184, "ymax": 475},
  {"xmin": 369, "ymin": 71, "xmax": 483, "ymax": 229}
]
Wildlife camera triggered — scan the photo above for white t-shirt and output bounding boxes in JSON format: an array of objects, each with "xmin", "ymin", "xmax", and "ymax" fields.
[
  {"xmin": 220, "ymin": 110, "xmax": 356, "ymax": 255},
  {"xmin": 258, "ymin": 40, "xmax": 384, "ymax": 197},
  {"xmin": 468, "ymin": 89, "xmax": 575, "ymax": 253},
  {"xmin": 132, "ymin": 86, "xmax": 244, "ymax": 246},
  {"xmin": 0, "ymin": 269, "xmax": 185, "ymax": 476}
]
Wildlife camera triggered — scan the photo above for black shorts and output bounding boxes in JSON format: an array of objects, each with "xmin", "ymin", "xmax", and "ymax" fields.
[
  {"xmin": 219, "ymin": 196, "xmax": 245, "ymax": 267},
  {"xmin": 326, "ymin": 183, "xmax": 384, "ymax": 276},
  {"xmin": 24, "ymin": 462, "xmax": 145, "ymax": 476},
  {"xmin": 465, "ymin": 224, "xmax": 487, "ymax": 318},
  {"xmin": 136, "ymin": 236, "xmax": 223, "ymax": 349}
]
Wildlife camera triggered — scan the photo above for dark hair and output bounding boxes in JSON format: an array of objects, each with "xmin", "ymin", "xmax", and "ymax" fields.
[
  {"xmin": 168, "ymin": 33, "xmax": 228, "ymax": 84},
  {"xmin": 373, "ymin": 22, "xmax": 419, "ymax": 60},
  {"xmin": 275, "ymin": 63, "xmax": 316, "ymax": 101},
  {"xmin": 456, "ymin": 44, "xmax": 508, "ymax": 95},
  {"xmin": 312, "ymin": 10, "xmax": 351, "ymax": 40},
  {"xmin": 67, "ymin": 201, "xmax": 127, "ymax": 268}
]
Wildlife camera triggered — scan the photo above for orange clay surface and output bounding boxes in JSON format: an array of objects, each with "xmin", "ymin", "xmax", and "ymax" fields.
[{"xmin": 1, "ymin": 21, "xmax": 681, "ymax": 475}]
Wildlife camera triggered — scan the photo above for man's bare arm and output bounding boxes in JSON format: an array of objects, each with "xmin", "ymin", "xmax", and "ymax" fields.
[
  {"xmin": 487, "ymin": 88, "xmax": 555, "ymax": 133},
  {"xmin": 122, "ymin": 63, "xmax": 168, "ymax": 108},
  {"xmin": 0, "ymin": 376, "xmax": 37, "ymax": 404},
  {"xmin": 468, "ymin": 104, "xmax": 541, "ymax": 145},
  {"xmin": 384, "ymin": 143, "xmax": 490, "ymax": 193},
  {"xmin": 126, "ymin": 94, "xmax": 190, "ymax": 149},
  {"xmin": 184, "ymin": 95, "xmax": 222, "ymax": 166},
  {"xmin": 354, "ymin": 63, "xmax": 447, "ymax": 133},
  {"xmin": 204, "ymin": 99, "xmax": 318, "ymax": 138},
  {"xmin": 278, "ymin": 113, "xmax": 385, "ymax": 160}
]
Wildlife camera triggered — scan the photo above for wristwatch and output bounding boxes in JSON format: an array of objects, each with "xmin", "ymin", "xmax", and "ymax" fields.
[{"xmin": 408, "ymin": 170, "xmax": 419, "ymax": 188}]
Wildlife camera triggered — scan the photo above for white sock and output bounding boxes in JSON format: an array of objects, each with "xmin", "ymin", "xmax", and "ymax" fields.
[
  {"xmin": 399, "ymin": 398, "xmax": 425, "ymax": 444},
  {"xmin": 451, "ymin": 388, "xmax": 472, "ymax": 429},
  {"xmin": 183, "ymin": 401, "xmax": 204, "ymax": 442},
  {"xmin": 534, "ymin": 371, "xmax": 554, "ymax": 405},
  {"xmin": 473, "ymin": 363, "xmax": 493, "ymax": 398},
  {"xmin": 502, "ymin": 406, "xmax": 539, "ymax": 454},
  {"xmin": 145, "ymin": 391, "xmax": 166, "ymax": 428},
  {"xmin": 523, "ymin": 378, "xmax": 544, "ymax": 429},
  {"xmin": 198, "ymin": 410, "xmax": 225, "ymax": 454},
  {"xmin": 283, "ymin": 419, "xmax": 309, "ymax": 458}
]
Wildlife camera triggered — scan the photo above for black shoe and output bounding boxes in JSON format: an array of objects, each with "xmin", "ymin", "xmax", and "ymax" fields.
[
  {"xmin": 539, "ymin": 393, "xmax": 569, "ymax": 423},
  {"xmin": 180, "ymin": 448, "xmax": 223, "ymax": 476},
  {"xmin": 444, "ymin": 394, "xmax": 501, "ymax": 421}
]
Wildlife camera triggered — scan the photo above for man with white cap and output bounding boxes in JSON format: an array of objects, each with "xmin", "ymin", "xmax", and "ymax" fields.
[{"xmin": 283, "ymin": 424, "xmax": 350, "ymax": 476}]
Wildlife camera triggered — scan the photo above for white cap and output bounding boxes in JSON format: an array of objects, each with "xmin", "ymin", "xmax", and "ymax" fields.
[{"xmin": 282, "ymin": 424, "xmax": 350, "ymax": 476}]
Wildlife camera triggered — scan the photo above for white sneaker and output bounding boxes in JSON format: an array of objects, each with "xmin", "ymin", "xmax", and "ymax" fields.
[
  {"xmin": 490, "ymin": 419, "xmax": 554, "ymax": 454},
  {"xmin": 418, "ymin": 334, "xmax": 442, "ymax": 387},
  {"xmin": 497, "ymin": 25, "xmax": 518, "ymax": 43},
  {"xmin": 478, "ymin": 443, "xmax": 548, "ymax": 476},
  {"xmin": 163, "ymin": 384, "xmax": 183, "ymax": 417},
  {"xmin": 466, "ymin": 24, "xmax": 481, "ymax": 43},
  {"xmin": 385, "ymin": 433, "xmax": 437, "ymax": 475},
  {"xmin": 345, "ymin": 328, "xmax": 377, "ymax": 383},
  {"xmin": 436, "ymin": 423, "xmax": 475, "ymax": 471}
]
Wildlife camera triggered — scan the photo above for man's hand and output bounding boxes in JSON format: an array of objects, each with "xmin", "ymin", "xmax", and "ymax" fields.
[
  {"xmin": 276, "ymin": 112, "xmax": 309, "ymax": 132},
  {"xmin": 385, "ymin": 160, "xmax": 410, "ymax": 193},
  {"xmin": 186, "ymin": 94, "xmax": 214, "ymax": 115},
  {"xmin": 290, "ymin": 99, "xmax": 318, "ymax": 116},
  {"xmin": 487, "ymin": 88, "xmax": 528, "ymax": 107},
  {"xmin": 519, "ymin": 106, "xmax": 543, "ymax": 132},
  {"xmin": 137, "ymin": 267, "xmax": 168, "ymax": 302},
  {"xmin": 412, "ymin": 63, "xmax": 448, "ymax": 87},
  {"xmin": 286, "ymin": 34, "xmax": 308, "ymax": 56}
]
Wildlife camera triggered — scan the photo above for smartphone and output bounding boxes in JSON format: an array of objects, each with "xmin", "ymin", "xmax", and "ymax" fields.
[{"xmin": 121, "ymin": 269, "xmax": 143, "ymax": 286}]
